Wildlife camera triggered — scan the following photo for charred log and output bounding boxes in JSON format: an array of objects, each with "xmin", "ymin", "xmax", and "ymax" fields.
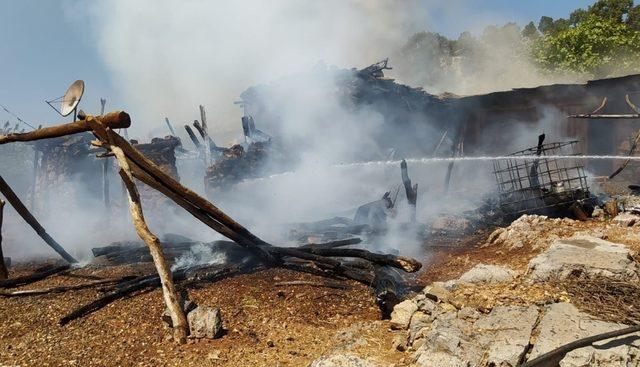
[
  {"xmin": 60, "ymin": 264, "xmax": 236, "ymax": 326},
  {"xmin": 400, "ymin": 159, "xmax": 418, "ymax": 222},
  {"xmin": 0, "ymin": 174, "xmax": 77, "ymax": 263},
  {"xmin": 0, "ymin": 264, "xmax": 70, "ymax": 289}
]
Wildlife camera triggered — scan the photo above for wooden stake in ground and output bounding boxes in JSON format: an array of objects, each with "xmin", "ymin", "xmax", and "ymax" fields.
[
  {"xmin": 94, "ymin": 117, "xmax": 188, "ymax": 343},
  {"xmin": 444, "ymin": 122, "xmax": 465, "ymax": 195},
  {"xmin": 400, "ymin": 160, "xmax": 418, "ymax": 223},
  {"xmin": 0, "ymin": 174, "xmax": 77, "ymax": 263},
  {"xmin": 0, "ymin": 199, "xmax": 7, "ymax": 280}
]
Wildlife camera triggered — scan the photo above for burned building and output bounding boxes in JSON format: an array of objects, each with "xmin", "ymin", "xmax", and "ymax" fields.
[
  {"xmin": 238, "ymin": 60, "xmax": 452, "ymax": 161},
  {"xmin": 238, "ymin": 61, "xmax": 640, "ymax": 181},
  {"xmin": 453, "ymin": 74, "xmax": 640, "ymax": 177},
  {"xmin": 32, "ymin": 133, "xmax": 103, "ymax": 215}
]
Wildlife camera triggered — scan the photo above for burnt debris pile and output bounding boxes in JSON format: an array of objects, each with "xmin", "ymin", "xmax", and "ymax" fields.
[
  {"xmin": 204, "ymin": 139, "xmax": 291, "ymax": 194},
  {"xmin": 0, "ymin": 111, "xmax": 422, "ymax": 343}
]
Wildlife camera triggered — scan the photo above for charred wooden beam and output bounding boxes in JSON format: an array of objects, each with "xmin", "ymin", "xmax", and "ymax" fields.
[
  {"xmin": 299, "ymin": 238, "xmax": 362, "ymax": 250},
  {"xmin": 400, "ymin": 159, "xmax": 418, "ymax": 222},
  {"xmin": 0, "ymin": 174, "xmax": 77, "ymax": 263},
  {"xmin": 60, "ymin": 264, "xmax": 235, "ymax": 325},
  {"xmin": 297, "ymin": 247, "xmax": 421, "ymax": 273},
  {"xmin": 0, "ymin": 111, "xmax": 130, "ymax": 145},
  {"xmin": 0, "ymin": 264, "xmax": 70, "ymax": 288},
  {"xmin": 164, "ymin": 117, "xmax": 176, "ymax": 136},
  {"xmin": 0, "ymin": 199, "xmax": 7, "ymax": 280},
  {"xmin": 184, "ymin": 125, "xmax": 201, "ymax": 148},
  {"xmin": 0, "ymin": 277, "xmax": 128, "ymax": 297},
  {"xmin": 444, "ymin": 122, "xmax": 465, "ymax": 195}
]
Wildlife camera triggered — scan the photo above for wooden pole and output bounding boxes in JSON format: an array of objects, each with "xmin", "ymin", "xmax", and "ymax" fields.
[
  {"xmin": 444, "ymin": 123, "xmax": 465, "ymax": 195},
  {"xmin": 0, "ymin": 199, "xmax": 7, "ymax": 280},
  {"xmin": 30, "ymin": 148, "xmax": 39, "ymax": 211},
  {"xmin": 0, "ymin": 111, "xmax": 130, "ymax": 145},
  {"xmin": 0, "ymin": 174, "xmax": 77, "ymax": 263},
  {"xmin": 100, "ymin": 100, "xmax": 111, "ymax": 211},
  {"xmin": 91, "ymin": 116, "xmax": 188, "ymax": 343}
]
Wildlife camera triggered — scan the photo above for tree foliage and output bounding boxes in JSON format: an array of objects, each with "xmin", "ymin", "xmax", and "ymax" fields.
[
  {"xmin": 532, "ymin": 0, "xmax": 640, "ymax": 77},
  {"xmin": 394, "ymin": 0, "xmax": 640, "ymax": 91}
]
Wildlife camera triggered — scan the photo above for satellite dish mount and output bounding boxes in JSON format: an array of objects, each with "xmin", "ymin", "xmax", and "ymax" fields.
[{"xmin": 46, "ymin": 80, "xmax": 85, "ymax": 121}]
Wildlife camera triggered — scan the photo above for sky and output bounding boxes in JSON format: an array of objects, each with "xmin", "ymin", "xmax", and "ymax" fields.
[{"xmin": 0, "ymin": 0, "xmax": 594, "ymax": 139}]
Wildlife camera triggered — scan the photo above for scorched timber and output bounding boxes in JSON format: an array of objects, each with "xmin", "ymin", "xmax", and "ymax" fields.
[
  {"xmin": 0, "ymin": 264, "xmax": 70, "ymax": 289},
  {"xmin": 0, "ymin": 174, "xmax": 77, "ymax": 263},
  {"xmin": 60, "ymin": 264, "xmax": 237, "ymax": 326}
]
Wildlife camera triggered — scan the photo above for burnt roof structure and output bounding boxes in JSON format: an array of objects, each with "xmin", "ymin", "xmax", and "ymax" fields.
[{"xmin": 239, "ymin": 61, "xmax": 640, "ymax": 176}]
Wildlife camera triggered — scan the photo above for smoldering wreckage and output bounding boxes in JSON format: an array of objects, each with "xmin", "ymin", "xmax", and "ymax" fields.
[{"xmin": 2, "ymin": 61, "xmax": 640, "ymax": 366}]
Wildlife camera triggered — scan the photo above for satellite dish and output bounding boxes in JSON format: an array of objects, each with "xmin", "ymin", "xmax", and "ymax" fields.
[
  {"xmin": 60, "ymin": 80, "xmax": 84, "ymax": 117},
  {"xmin": 46, "ymin": 80, "xmax": 85, "ymax": 121}
]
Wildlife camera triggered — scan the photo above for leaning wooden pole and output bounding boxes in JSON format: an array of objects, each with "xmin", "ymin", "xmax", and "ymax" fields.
[
  {"xmin": 91, "ymin": 117, "xmax": 188, "ymax": 343},
  {"xmin": 0, "ymin": 199, "xmax": 7, "ymax": 280},
  {"xmin": 0, "ymin": 174, "xmax": 77, "ymax": 263}
]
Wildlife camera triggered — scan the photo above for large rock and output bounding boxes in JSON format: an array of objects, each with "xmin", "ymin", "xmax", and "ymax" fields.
[
  {"xmin": 390, "ymin": 299, "xmax": 418, "ymax": 330},
  {"xmin": 412, "ymin": 305, "xmax": 538, "ymax": 367},
  {"xmin": 527, "ymin": 235, "xmax": 639, "ymax": 282},
  {"xmin": 528, "ymin": 302, "xmax": 640, "ymax": 366},
  {"xmin": 612, "ymin": 212, "xmax": 640, "ymax": 227},
  {"xmin": 187, "ymin": 306, "xmax": 223, "ymax": 339},
  {"xmin": 473, "ymin": 306, "xmax": 538, "ymax": 366},
  {"xmin": 458, "ymin": 263, "xmax": 517, "ymax": 284},
  {"xmin": 309, "ymin": 354, "xmax": 380, "ymax": 367}
]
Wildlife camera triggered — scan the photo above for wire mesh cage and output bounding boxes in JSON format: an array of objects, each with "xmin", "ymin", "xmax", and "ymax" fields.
[{"xmin": 493, "ymin": 140, "xmax": 591, "ymax": 217}]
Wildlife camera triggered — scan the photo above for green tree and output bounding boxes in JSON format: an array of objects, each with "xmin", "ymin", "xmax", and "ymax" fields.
[
  {"xmin": 538, "ymin": 16, "xmax": 570, "ymax": 34},
  {"xmin": 538, "ymin": 16, "xmax": 555, "ymax": 34},
  {"xmin": 532, "ymin": 15, "xmax": 640, "ymax": 77},
  {"xmin": 588, "ymin": 0, "xmax": 633, "ymax": 21},
  {"xmin": 522, "ymin": 21, "xmax": 540, "ymax": 39}
]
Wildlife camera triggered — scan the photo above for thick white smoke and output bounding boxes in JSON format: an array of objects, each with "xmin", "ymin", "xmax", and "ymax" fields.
[{"xmin": 80, "ymin": 0, "xmax": 429, "ymax": 141}]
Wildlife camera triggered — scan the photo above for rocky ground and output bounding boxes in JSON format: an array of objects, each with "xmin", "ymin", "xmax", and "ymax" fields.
[{"xmin": 2, "ymin": 209, "xmax": 640, "ymax": 366}]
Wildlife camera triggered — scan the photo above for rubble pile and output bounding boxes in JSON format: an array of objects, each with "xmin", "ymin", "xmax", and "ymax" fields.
[
  {"xmin": 204, "ymin": 139, "xmax": 291, "ymax": 194},
  {"xmin": 484, "ymin": 214, "xmax": 578, "ymax": 251},
  {"xmin": 133, "ymin": 136, "xmax": 181, "ymax": 180},
  {"xmin": 132, "ymin": 136, "xmax": 182, "ymax": 211}
]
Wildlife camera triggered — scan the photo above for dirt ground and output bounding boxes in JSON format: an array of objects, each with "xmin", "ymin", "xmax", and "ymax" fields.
[
  {"xmin": 1, "ymin": 214, "xmax": 639, "ymax": 366},
  {"xmin": 0, "ymin": 264, "xmax": 406, "ymax": 367}
]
